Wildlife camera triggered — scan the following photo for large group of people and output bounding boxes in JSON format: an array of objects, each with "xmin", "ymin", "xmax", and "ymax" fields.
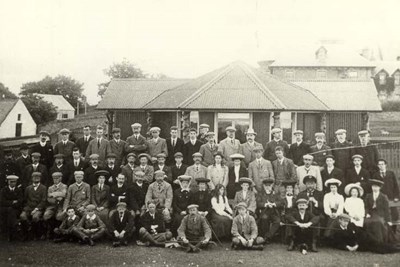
[{"xmin": 0, "ymin": 123, "xmax": 399, "ymax": 254}]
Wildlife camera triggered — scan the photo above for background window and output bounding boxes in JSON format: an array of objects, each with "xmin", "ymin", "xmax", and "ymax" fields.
[
  {"xmin": 17, "ymin": 114, "xmax": 21, "ymax": 121},
  {"xmin": 190, "ymin": 111, "xmax": 199, "ymax": 132},
  {"xmin": 285, "ymin": 70, "xmax": 295, "ymax": 80},
  {"xmin": 62, "ymin": 113, "xmax": 68, "ymax": 119},
  {"xmin": 15, "ymin": 123, "xmax": 22, "ymax": 137},
  {"xmin": 348, "ymin": 71, "xmax": 358, "ymax": 78},
  {"xmin": 379, "ymin": 73, "xmax": 386, "ymax": 85},
  {"xmin": 316, "ymin": 70, "xmax": 327, "ymax": 79},
  {"xmin": 394, "ymin": 73, "xmax": 400, "ymax": 86},
  {"xmin": 217, "ymin": 113, "xmax": 250, "ymax": 143}
]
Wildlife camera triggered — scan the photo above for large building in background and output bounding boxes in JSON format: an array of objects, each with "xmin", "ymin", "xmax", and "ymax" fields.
[
  {"xmin": 37, "ymin": 94, "xmax": 75, "ymax": 120},
  {"xmin": 372, "ymin": 60, "xmax": 400, "ymax": 101}
]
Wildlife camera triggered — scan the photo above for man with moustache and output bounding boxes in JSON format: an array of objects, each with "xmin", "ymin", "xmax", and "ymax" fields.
[{"xmin": 239, "ymin": 129, "xmax": 262, "ymax": 167}]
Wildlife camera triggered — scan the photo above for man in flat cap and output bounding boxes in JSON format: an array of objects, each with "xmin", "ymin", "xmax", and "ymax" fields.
[
  {"xmin": 296, "ymin": 154, "xmax": 322, "ymax": 192},
  {"xmin": 63, "ymin": 171, "xmax": 91, "ymax": 217},
  {"xmin": 199, "ymin": 132, "xmax": 219, "ymax": 167},
  {"xmin": 183, "ymin": 128, "xmax": 203, "ymax": 166},
  {"xmin": 22, "ymin": 152, "xmax": 49, "ymax": 187},
  {"xmin": 91, "ymin": 170, "xmax": 111, "ymax": 224},
  {"xmin": 218, "ymin": 126, "xmax": 241, "ymax": 167},
  {"xmin": 231, "ymin": 202, "xmax": 264, "ymax": 250},
  {"xmin": 184, "ymin": 152, "xmax": 208, "ymax": 192},
  {"xmin": 54, "ymin": 128, "xmax": 75, "ymax": 163},
  {"xmin": 20, "ymin": 172, "xmax": 47, "ymax": 240},
  {"xmin": 166, "ymin": 126, "xmax": 184, "ymax": 166},
  {"xmin": 0, "ymin": 149, "xmax": 19, "ymax": 188},
  {"xmin": 50, "ymin": 154, "xmax": 71, "ymax": 185},
  {"xmin": 125, "ymin": 123, "xmax": 148, "ymax": 155},
  {"xmin": 32, "ymin": 130, "xmax": 54, "ymax": 169},
  {"xmin": 104, "ymin": 153, "xmax": 121, "ymax": 186},
  {"xmin": 248, "ymin": 146, "xmax": 274, "ymax": 192},
  {"xmin": 134, "ymin": 153, "xmax": 154, "ymax": 184},
  {"xmin": 288, "ymin": 130, "xmax": 311, "ymax": 166},
  {"xmin": 109, "ymin": 127, "xmax": 127, "ymax": 167},
  {"xmin": 0, "ymin": 175, "xmax": 23, "ymax": 241},
  {"xmin": 147, "ymin": 126, "xmax": 168, "ymax": 159},
  {"xmin": 286, "ymin": 198, "xmax": 320, "ymax": 253},
  {"xmin": 330, "ymin": 129, "xmax": 353, "ymax": 172},
  {"xmin": 84, "ymin": 154, "xmax": 103, "ymax": 187},
  {"xmin": 75, "ymin": 125, "xmax": 94, "ymax": 157},
  {"xmin": 239, "ymin": 128, "xmax": 263, "ymax": 168},
  {"xmin": 121, "ymin": 153, "xmax": 137, "ymax": 185},
  {"xmin": 171, "ymin": 152, "xmax": 188, "ymax": 191},
  {"xmin": 177, "ymin": 204, "xmax": 212, "ymax": 253},
  {"xmin": 352, "ymin": 130, "xmax": 380, "ymax": 174},
  {"xmin": 198, "ymin": 124, "xmax": 210, "ymax": 144},
  {"xmin": 43, "ymin": 172, "xmax": 68, "ymax": 238},
  {"xmin": 145, "ymin": 170, "xmax": 173, "ymax": 224},
  {"xmin": 310, "ymin": 132, "xmax": 332, "ymax": 170},
  {"xmin": 72, "ymin": 204, "xmax": 106, "ymax": 246},
  {"xmin": 272, "ymin": 146, "xmax": 297, "ymax": 196},
  {"xmin": 109, "ymin": 202, "xmax": 135, "ymax": 247},
  {"xmin": 264, "ymin": 128, "xmax": 289, "ymax": 162},
  {"xmin": 15, "ymin": 143, "xmax": 31, "ymax": 172},
  {"xmin": 172, "ymin": 175, "xmax": 193, "ymax": 234},
  {"xmin": 85, "ymin": 125, "xmax": 111, "ymax": 165},
  {"xmin": 154, "ymin": 153, "xmax": 172, "ymax": 183},
  {"xmin": 128, "ymin": 171, "xmax": 149, "ymax": 216},
  {"xmin": 345, "ymin": 154, "xmax": 371, "ymax": 194}
]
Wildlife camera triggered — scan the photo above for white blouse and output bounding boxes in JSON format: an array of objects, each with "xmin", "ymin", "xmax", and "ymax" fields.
[
  {"xmin": 344, "ymin": 197, "xmax": 365, "ymax": 227},
  {"xmin": 211, "ymin": 195, "xmax": 233, "ymax": 216},
  {"xmin": 323, "ymin": 192, "xmax": 344, "ymax": 216}
]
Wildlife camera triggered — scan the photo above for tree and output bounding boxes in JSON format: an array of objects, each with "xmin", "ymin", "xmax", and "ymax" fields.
[
  {"xmin": 21, "ymin": 94, "xmax": 57, "ymax": 126},
  {"xmin": 0, "ymin": 82, "xmax": 18, "ymax": 99},
  {"xmin": 98, "ymin": 58, "xmax": 168, "ymax": 97},
  {"xmin": 20, "ymin": 75, "xmax": 84, "ymax": 108}
]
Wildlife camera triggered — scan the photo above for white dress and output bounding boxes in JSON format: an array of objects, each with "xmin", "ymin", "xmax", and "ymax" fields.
[{"xmin": 344, "ymin": 197, "xmax": 365, "ymax": 227}]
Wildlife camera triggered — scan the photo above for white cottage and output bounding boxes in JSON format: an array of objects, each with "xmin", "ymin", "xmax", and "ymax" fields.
[{"xmin": 36, "ymin": 94, "xmax": 75, "ymax": 120}]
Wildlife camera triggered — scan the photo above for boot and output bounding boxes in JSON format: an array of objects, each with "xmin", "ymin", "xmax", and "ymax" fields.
[
  {"xmin": 287, "ymin": 240, "xmax": 295, "ymax": 251},
  {"xmin": 311, "ymin": 240, "xmax": 318, "ymax": 252},
  {"xmin": 250, "ymin": 245, "xmax": 264, "ymax": 251},
  {"xmin": 142, "ymin": 231, "xmax": 164, "ymax": 247}
]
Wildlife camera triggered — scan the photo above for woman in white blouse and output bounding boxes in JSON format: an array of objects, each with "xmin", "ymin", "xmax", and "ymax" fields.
[
  {"xmin": 344, "ymin": 183, "xmax": 365, "ymax": 227},
  {"xmin": 323, "ymin": 178, "xmax": 344, "ymax": 238},
  {"xmin": 207, "ymin": 152, "xmax": 229, "ymax": 190},
  {"xmin": 210, "ymin": 184, "xmax": 233, "ymax": 239}
]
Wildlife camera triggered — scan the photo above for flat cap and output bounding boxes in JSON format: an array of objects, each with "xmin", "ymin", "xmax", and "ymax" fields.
[
  {"xmin": 199, "ymin": 124, "xmax": 210, "ymax": 129},
  {"xmin": 178, "ymin": 175, "xmax": 192, "ymax": 182},
  {"xmin": 86, "ymin": 204, "xmax": 96, "ymax": 211},
  {"xmin": 192, "ymin": 152, "xmax": 203, "ymax": 158},
  {"xmin": 225, "ymin": 126, "xmax": 236, "ymax": 132},
  {"xmin": 282, "ymin": 179, "xmax": 297, "ymax": 187},
  {"xmin": 293, "ymin": 130, "xmax": 303, "ymax": 135},
  {"xmin": 303, "ymin": 154, "xmax": 314, "ymax": 160},
  {"xmin": 116, "ymin": 202, "xmax": 127, "ymax": 208},
  {"xmin": 126, "ymin": 152, "xmax": 136, "ymax": 158},
  {"xmin": 6, "ymin": 175, "xmax": 19, "ymax": 181},
  {"xmin": 31, "ymin": 152, "xmax": 41, "ymax": 158},
  {"xmin": 39, "ymin": 130, "xmax": 50, "ymax": 136},
  {"xmin": 344, "ymin": 183, "xmax": 364, "ymax": 197},
  {"xmin": 74, "ymin": 171, "xmax": 84, "ymax": 177},
  {"xmin": 335, "ymin": 129, "xmax": 347, "ymax": 135},
  {"xmin": 325, "ymin": 154, "xmax": 335, "ymax": 160},
  {"xmin": 296, "ymin": 198, "xmax": 309, "ymax": 205},
  {"xmin": 303, "ymin": 175, "xmax": 317, "ymax": 184},
  {"xmin": 54, "ymin": 154, "xmax": 64, "ymax": 159},
  {"xmin": 134, "ymin": 170, "xmax": 145, "ymax": 177},
  {"xmin": 19, "ymin": 143, "xmax": 29, "ymax": 150},
  {"xmin": 106, "ymin": 153, "xmax": 117, "ymax": 159},
  {"xmin": 352, "ymin": 154, "xmax": 363, "ymax": 160},
  {"xmin": 156, "ymin": 153, "xmax": 167, "ymax": 158},
  {"xmin": 154, "ymin": 170, "xmax": 166, "ymax": 176},
  {"xmin": 246, "ymin": 128, "xmax": 257, "ymax": 135},
  {"xmin": 112, "ymin": 128, "xmax": 121, "ymax": 133},
  {"xmin": 230, "ymin": 153, "xmax": 245, "ymax": 160},
  {"xmin": 189, "ymin": 128, "xmax": 197, "ymax": 133},
  {"xmin": 95, "ymin": 170, "xmax": 110, "ymax": 177},
  {"xmin": 170, "ymin": 126, "xmax": 178, "ymax": 131},
  {"xmin": 253, "ymin": 145, "xmax": 264, "ymax": 152},
  {"xmin": 174, "ymin": 152, "xmax": 183, "ymax": 158},
  {"xmin": 59, "ymin": 128, "xmax": 70, "ymax": 134},
  {"xmin": 138, "ymin": 153, "xmax": 151, "ymax": 160},
  {"xmin": 187, "ymin": 204, "xmax": 199, "ymax": 210},
  {"xmin": 315, "ymin": 132, "xmax": 325, "ymax": 138},
  {"xmin": 195, "ymin": 177, "xmax": 210, "ymax": 184},
  {"xmin": 235, "ymin": 202, "xmax": 248, "ymax": 210},
  {"xmin": 131, "ymin": 123, "xmax": 142, "ymax": 128},
  {"xmin": 205, "ymin": 131, "xmax": 215, "ymax": 137},
  {"xmin": 262, "ymin": 178, "xmax": 275, "ymax": 184},
  {"xmin": 150, "ymin": 127, "xmax": 161, "ymax": 132},
  {"xmin": 51, "ymin": 172, "xmax": 63, "ymax": 177},
  {"xmin": 89, "ymin": 154, "xmax": 99, "ymax": 160},
  {"xmin": 324, "ymin": 178, "xmax": 342, "ymax": 187},
  {"xmin": 271, "ymin": 128, "xmax": 282, "ymax": 134},
  {"xmin": 32, "ymin": 172, "xmax": 42, "ymax": 177},
  {"xmin": 358, "ymin": 130, "xmax": 369, "ymax": 136},
  {"xmin": 338, "ymin": 214, "xmax": 351, "ymax": 220}
]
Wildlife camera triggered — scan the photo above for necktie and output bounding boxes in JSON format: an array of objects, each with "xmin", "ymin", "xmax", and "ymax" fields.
[
  {"xmin": 172, "ymin": 139, "xmax": 175, "ymax": 147},
  {"xmin": 63, "ymin": 142, "xmax": 66, "ymax": 147},
  {"xmin": 99, "ymin": 185, "xmax": 102, "ymax": 191},
  {"xmin": 231, "ymin": 139, "xmax": 234, "ymax": 145},
  {"xmin": 75, "ymin": 161, "xmax": 78, "ymax": 167},
  {"xmin": 135, "ymin": 135, "xmax": 138, "ymax": 141},
  {"xmin": 381, "ymin": 172, "xmax": 385, "ymax": 177},
  {"xmin": 97, "ymin": 139, "xmax": 100, "ymax": 149},
  {"xmin": 196, "ymin": 166, "xmax": 199, "ymax": 172},
  {"xmin": 120, "ymin": 213, "xmax": 124, "ymax": 221}
]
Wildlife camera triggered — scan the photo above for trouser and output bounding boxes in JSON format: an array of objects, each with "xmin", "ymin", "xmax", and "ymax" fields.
[
  {"xmin": 0, "ymin": 207, "xmax": 20, "ymax": 237},
  {"xmin": 20, "ymin": 208, "xmax": 44, "ymax": 239},
  {"xmin": 179, "ymin": 236, "xmax": 209, "ymax": 249},
  {"xmin": 232, "ymin": 236, "xmax": 265, "ymax": 247},
  {"xmin": 53, "ymin": 228, "xmax": 77, "ymax": 241},
  {"xmin": 258, "ymin": 210, "xmax": 281, "ymax": 239},
  {"xmin": 109, "ymin": 230, "xmax": 134, "ymax": 243},
  {"xmin": 139, "ymin": 227, "xmax": 172, "ymax": 244},
  {"xmin": 287, "ymin": 226, "xmax": 318, "ymax": 248},
  {"xmin": 71, "ymin": 227, "xmax": 106, "ymax": 241}
]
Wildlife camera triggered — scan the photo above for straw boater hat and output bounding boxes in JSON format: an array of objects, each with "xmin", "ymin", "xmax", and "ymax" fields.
[
  {"xmin": 296, "ymin": 198, "xmax": 308, "ymax": 205},
  {"xmin": 195, "ymin": 177, "xmax": 210, "ymax": 184},
  {"xmin": 324, "ymin": 178, "xmax": 342, "ymax": 188},
  {"xmin": 239, "ymin": 177, "xmax": 254, "ymax": 186},
  {"xmin": 131, "ymin": 123, "xmax": 142, "ymax": 128},
  {"xmin": 95, "ymin": 170, "xmax": 110, "ymax": 178},
  {"xmin": 369, "ymin": 179, "xmax": 384, "ymax": 187},
  {"xmin": 230, "ymin": 153, "xmax": 245, "ymax": 160},
  {"xmin": 344, "ymin": 183, "xmax": 364, "ymax": 197}
]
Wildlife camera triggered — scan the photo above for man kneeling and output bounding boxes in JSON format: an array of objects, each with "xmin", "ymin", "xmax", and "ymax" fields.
[
  {"xmin": 72, "ymin": 204, "xmax": 106, "ymax": 246},
  {"xmin": 231, "ymin": 202, "xmax": 264, "ymax": 250},
  {"xmin": 109, "ymin": 202, "xmax": 135, "ymax": 247},
  {"xmin": 177, "ymin": 204, "xmax": 212, "ymax": 253}
]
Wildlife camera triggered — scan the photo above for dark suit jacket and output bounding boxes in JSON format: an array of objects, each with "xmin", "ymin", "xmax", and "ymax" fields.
[
  {"xmin": 352, "ymin": 145, "xmax": 379, "ymax": 173},
  {"xmin": 109, "ymin": 210, "xmax": 135, "ymax": 233},
  {"xmin": 183, "ymin": 140, "xmax": 203, "ymax": 165},
  {"xmin": 128, "ymin": 182, "xmax": 148, "ymax": 210},
  {"xmin": 31, "ymin": 142, "xmax": 54, "ymax": 168},
  {"xmin": 67, "ymin": 158, "xmax": 88, "ymax": 185},
  {"xmin": 125, "ymin": 134, "xmax": 148, "ymax": 154},
  {"xmin": 297, "ymin": 189, "xmax": 324, "ymax": 216},
  {"xmin": 364, "ymin": 192, "xmax": 390, "ymax": 222},
  {"xmin": 16, "ymin": 156, "xmax": 31, "ymax": 171},
  {"xmin": 49, "ymin": 164, "xmax": 72, "ymax": 185},
  {"xmin": 166, "ymin": 138, "xmax": 184, "ymax": 166},
  {"xmin": 75, "ymin": 136, "xmax": 93, "ymax": 156},
  {"xmin": 109, "ymin": 139, "xmax": 127, "ymax": 166},
  {"xmin": 141, "ymin": 210, "xmax": 166, "ymax": 233},
  {"xmin": 172, "ymin": 189, "xmax": 192, "ymax": 214},
  {"xmin": 84, "ymin": 165, "xmax": 103, "ymax": 187},
  {"xmin": 263, "ymin": 140, "xmax": 289, "ymax": 162},
  {"xmin": 289, "ymin": 142, "xmax": 311, "ymax": 166},
  {"xmin": 22, "ymin": 164, "xmax": 50, "ymax": 187},
  {"xmin": 227, "ymin": 166, "xmax": 248, "ymax": 199},
  {"xmin": 345, "ymin": 167, "xmax": 371, "ymax": 194},
  {"xmin": 330, "ymin": 141, "xmax": 353, "ymax": 172},
  {"xmin": 272, "ymin": 158, "xmax": 297, "ymax": 184},
  {"xmin": 54, "ymin": 141, "xmax": 76, "ymax": 162},
  {"xmin": 109, "ymin": 184, "xmax": 129, "ymax": 209},
  {"xmin": 153, "ymin": 165, "xmax": 172, "ymax": 183},
  {"xmin": 310, "ymin": 144, "xmax": 332, "ymax": 167},
  {"xmin": 189, "ymin": 190, "xmax": 211, "ymax": 213},
  {"xmin": 372, "ymin": 170, "xmax": 400, "ymax": 200},
  {"xmin": 104, "ymin": 165, "xmax": 121, "ymax": 186},
  {"xmin": 91, "ymin": 184, "xmax": 110, "ymax": 208},
  {"xmin": 321, "ymin": 167, "xmax": 344, "ymax": 193},
  {"xmin": 0, "ymin": 186, "xmax": 23, "ymax": 209}
]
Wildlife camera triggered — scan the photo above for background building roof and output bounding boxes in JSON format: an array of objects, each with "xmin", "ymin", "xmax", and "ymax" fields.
[
  {"xmin": 292, "ymin": 80, "xmax": 382, "ymax": 111},
  {"xmin": 0, "ymin": 99, "xmax": 19, "ymax": 125},
  {"xmin": 374, "ymin": 61, "xmax": 400, "ymax": 76},
  {"xmin": 36, "ymin": 94, "xmax": 75, "ymax": 111},
  {"xmin": 97, "ymin": 79, "xmax": 189, "ymax": 110}
]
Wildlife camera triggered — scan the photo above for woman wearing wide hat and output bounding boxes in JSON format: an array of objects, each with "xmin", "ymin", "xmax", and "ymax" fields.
[{"xmin": 344, "ymin": 183, "xmax": 365, "ymax": 227}]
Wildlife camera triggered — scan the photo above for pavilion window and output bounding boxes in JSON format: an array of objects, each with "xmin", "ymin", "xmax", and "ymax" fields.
[
  {"xmin": 285, "ymin": 70, "xmax": 295, "ymax": 80},
  {"xmin": 394, "ymin": 73, "xmax": 400, "ymax": 86},
  {"xmin": 217, "ymin": 113, "xmax": 250, "ymax": 143}
]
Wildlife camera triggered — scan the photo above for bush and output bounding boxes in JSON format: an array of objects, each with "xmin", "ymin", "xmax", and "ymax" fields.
[{"xmin": 381, "ymin": 100, "xmax": 400, "ymax": 111}]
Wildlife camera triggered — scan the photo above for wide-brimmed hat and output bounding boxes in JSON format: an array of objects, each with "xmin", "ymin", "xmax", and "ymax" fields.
[
  {"xmin": 369, "ymin": 179, "xmax": 384, "ymax": 187},
  {"xmin": 344, "ymin": 183, "xmax": 364, "ymax": 197},
  {"xmin": 324, "ymin": 178, "xmax": 342, "ymax": 188},
  {"xmin": 239, "ymin": 177, "xmax": 254, "ymax": 186},
  {"xmin": 95, "ymin": 170, "xmax": 110, "ymax": 178}
]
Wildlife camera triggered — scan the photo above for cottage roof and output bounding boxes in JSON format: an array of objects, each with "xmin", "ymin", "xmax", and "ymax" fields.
[{"xmin": 36, "ymin": 94, "xmax": 75, "ymax": 111}]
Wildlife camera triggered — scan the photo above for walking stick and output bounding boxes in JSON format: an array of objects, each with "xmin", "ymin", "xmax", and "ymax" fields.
[{"xmin": 204, "ymin": 217, "xmax": 224, "ymax": 247}]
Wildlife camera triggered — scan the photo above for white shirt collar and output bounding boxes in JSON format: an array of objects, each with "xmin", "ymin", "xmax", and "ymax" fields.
[
  {"xmin": 68, "ymin": 215, "xmax": 77, "ymax": 220},
  {"xmin": 86, "ymin": 214, "xmax": 96, "ymax": 220},
  {"xmin": 40, "ymin": 141, "xmax": 47, "ymax": 146}
]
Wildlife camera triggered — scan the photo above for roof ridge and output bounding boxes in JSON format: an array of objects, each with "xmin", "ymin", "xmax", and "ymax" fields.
[
  {"xmin": 178, "ymin": 63, "xmax": 235, "ymax": 108},
  {"xmin": 241, "ymin": 63, "xmax": 285, "ymax": 109},
  {"xmin": 0, "ymin": 99, "xmax": 19, "ymax": 126}
]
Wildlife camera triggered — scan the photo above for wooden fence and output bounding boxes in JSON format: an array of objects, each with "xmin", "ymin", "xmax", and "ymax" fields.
[{"xmin": 378, "ymin": 141, "xmax": 400, "ymax": 177}]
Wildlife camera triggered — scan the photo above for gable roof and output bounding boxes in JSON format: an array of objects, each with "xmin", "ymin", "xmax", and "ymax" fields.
[
  {"xmin": 374, "ymin": 61, "xmax": 400, "ymax": 76},
  {"xmin": 97, "ymin": 79, "xmax": 189, "ymax": 110},
  {"xmin": 36, "ymin": 94, "xmax": 75, "ymax": 111},
  {"xmin": 144, "ymin": 61, "xmax": 329, "ymax": 111},
  {"xmin": 0, "ymin": 99, "xmax": 19, "ymax": 125},
  {"xmin": 268, "ymin": 45, "xmax": 376, "ymax": 68},
  {"xmin": 291, "ymin": 80, "xmax": 382, "ymax": 111}
]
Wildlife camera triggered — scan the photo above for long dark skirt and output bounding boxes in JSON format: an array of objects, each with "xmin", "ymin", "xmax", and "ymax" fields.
[
  {"xmin": 364, "ymin": 215, "xmax": 387, "ymax": 243},
  {"xmin": 210, "ymin": 211, "xmax": 232, "ymax": 240}
]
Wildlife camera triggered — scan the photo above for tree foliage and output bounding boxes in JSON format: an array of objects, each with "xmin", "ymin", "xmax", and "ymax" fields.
[
  {"xmin": 20, "ymin": 75, "xmax": 84, "ymax": 108},
  {"xmin": 21, "ymin": 94, "xmax": 58, "ymax": 126},
  {"xmin": 0, "ymin": 82, "xmax": 18, "ymax": 99}
]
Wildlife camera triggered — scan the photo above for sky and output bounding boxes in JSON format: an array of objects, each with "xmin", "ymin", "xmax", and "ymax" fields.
[{"xmin": 1, "ymin": 0, "xmax": 400, "ymax": 104}]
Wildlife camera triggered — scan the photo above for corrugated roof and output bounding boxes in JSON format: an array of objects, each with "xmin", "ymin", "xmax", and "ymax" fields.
[
  {"xmin": 269, "ymin": 45, "xmax": 376, "ymax": 68},
  {"xmin": 292, "ymin": 80, "xmax": 382, "ymax": 111},
  {"xmin": 145, "ymin": 61, "xmax": 329, "ymax": 111},
  {"xmin": 374, "ymin": 61, "xmax": 400, "ymax": 76},
  {"xmin": 97, "ymin": 79, "xmax": 189, "ymax": 110},
  {"xmin": 36, "ymin": 94, "xmax": 75, "ymax": 111},
  {"xmin": 0, "ymin": 99, "xmax": 18, "ymax": 125}
]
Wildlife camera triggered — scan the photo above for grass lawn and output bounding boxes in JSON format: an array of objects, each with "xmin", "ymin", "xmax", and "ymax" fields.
[{"xmin": 0, "ymin": 240, "xmax": 399, "ymax": 267}]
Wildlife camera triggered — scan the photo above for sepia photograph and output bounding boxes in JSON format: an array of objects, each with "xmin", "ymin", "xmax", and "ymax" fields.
[{"xmin": 1, "ymin": 0, "xmax": 400, "ymax": 266}]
